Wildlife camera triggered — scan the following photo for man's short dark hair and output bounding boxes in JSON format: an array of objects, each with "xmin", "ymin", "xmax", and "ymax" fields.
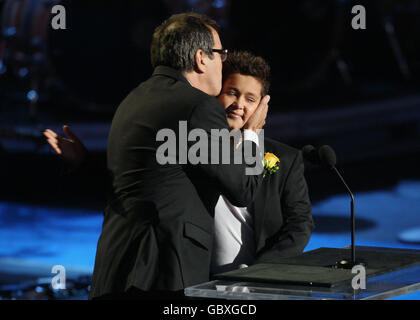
[
  {"xmin": 151, "ymin": 13, "xmax": 220, "ymax": 72},
  {"xmin": 222, "ymin": 51, "xmax": 270, "ymax": 97}
]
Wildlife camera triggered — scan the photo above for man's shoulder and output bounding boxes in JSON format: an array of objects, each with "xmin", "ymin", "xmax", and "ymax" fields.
[
  {"xmin": 136, "ymin": 71, "xmax": 220, "ymax": 109},
  {"xmin": 185, "ymin": 84, "xmax": 220, "ymax": 107}
]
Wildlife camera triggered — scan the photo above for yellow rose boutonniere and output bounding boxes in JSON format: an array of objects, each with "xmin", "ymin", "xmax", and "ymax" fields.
[{"xmin": 263, "ymin": 152, "xmax": 280, "ymax": 177}]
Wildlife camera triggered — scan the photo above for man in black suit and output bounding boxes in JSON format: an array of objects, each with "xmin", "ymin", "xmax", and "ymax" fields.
[{"xmin": 85, "ymin": 13, "xmax": 268, "ymax": 299}]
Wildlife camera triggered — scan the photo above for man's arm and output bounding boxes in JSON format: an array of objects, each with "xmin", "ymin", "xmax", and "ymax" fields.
[
  {"xmin": 188, "ymin": 97, "xmax": 268, "ymax": 207},
  {"xmin": 255, "ymin": 151, "xmax": 314, "ymax": 262},
  {"xmin": 43, "ymin": 125, "xmax": 88, "ymax": 169},
  {"xmin": 43, "ymin": 125, "xmax": 105, "ymax": 179}
]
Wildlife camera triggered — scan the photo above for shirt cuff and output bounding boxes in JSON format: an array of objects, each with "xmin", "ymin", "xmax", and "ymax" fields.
[{"xmin": 243, "ymin": 129, "xmax": 260, "ymax": 147}]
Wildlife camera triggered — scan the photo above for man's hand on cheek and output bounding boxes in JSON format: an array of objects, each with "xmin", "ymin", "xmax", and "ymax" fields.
[{"xmin": 242, "ymin": 95, "xmax": 270, "ymax": 133}]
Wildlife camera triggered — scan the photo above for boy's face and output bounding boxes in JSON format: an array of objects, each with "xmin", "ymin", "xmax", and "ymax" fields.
[{"xmin": 217, "ymin": 73, "xmax": 263, "ymax": 130}]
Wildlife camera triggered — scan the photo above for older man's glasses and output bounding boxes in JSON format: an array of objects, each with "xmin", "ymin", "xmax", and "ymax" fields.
[{"xmin": 212, "ymin": 49, "xmax": 228, "ymax": 62}]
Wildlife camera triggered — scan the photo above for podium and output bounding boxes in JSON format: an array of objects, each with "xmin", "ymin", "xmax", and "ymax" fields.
[{"xmin": 184, "ymin": 246, "xmax": 420, "ymax": 300}]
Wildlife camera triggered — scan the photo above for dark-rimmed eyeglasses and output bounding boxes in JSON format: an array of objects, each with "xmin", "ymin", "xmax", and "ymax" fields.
[{"xmin": 212, "ymin": 49, "xmax": 228, "ymax": 62}]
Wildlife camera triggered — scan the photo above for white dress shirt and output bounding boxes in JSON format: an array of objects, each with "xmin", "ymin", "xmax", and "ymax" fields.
[{"xmin": 210, "ymin": 130, "xmax": 260, "ymax": 275}]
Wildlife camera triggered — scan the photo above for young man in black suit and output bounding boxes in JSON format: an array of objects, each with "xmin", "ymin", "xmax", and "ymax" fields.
[
  {"xmin": 210, "ymin": 51, "xmax": 314, "ymax": 275},
  {"xmin": 45, "ymin": 13, "xmax": 269, "ymax": 299},
  {"xmin": 44, "ymin": 50, "xmax": 313, "ymax": 297}
]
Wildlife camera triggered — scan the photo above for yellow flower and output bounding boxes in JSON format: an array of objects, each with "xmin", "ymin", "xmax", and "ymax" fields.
[
  {"xmin": 264, "ymin": 152, "xmax": 280, "ymax": 168},
  {"xmin": 263, "ymin": 152, "xmax": 280, "ymax": 178}
]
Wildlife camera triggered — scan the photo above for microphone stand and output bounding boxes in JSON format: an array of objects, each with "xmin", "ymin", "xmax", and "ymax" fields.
[
  {"xmin": 304, "ymin": 144, "xmax": 365, "ymax": 269},
  {"xmin": 331, "ymin": 166, "xmax": 357, "ymax": 267}
]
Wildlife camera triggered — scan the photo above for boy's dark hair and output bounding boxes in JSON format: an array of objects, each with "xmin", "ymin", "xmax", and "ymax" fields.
[
  {"xmin": 151, "ymin": 13, "xmax": 220, "ymax": 72},
  {"xmin": 223, "ymin": 51, "xmax": 270, "ymax": 96}
]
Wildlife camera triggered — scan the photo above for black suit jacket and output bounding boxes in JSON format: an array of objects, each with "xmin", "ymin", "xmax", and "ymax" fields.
[
  {"xmin": 250, "ymin": 138, "xmax": 314, "ymax": 264},
  {"xmin": 89, "ymin": 66, "xmax": 263, "ymax": 299}
]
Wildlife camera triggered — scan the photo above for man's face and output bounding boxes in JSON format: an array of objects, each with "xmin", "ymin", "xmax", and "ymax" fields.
[
  {"xmin": 207, "ymin": 26, "xmax": 223, "ymax": 96},
  {"xmin": 218, "ymin": 73, "xmax": 263, "ymax": 130}
]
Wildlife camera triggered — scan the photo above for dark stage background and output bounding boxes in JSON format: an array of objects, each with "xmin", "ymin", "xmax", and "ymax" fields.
[{"xmin": 1, "ymin": 0, "xmax": 420, "ymax": 300}]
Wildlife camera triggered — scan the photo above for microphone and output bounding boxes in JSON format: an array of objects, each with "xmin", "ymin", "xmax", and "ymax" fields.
[
  {"xmin": 301, "ymin": 145, "xmax": 320, "ymax": 165},
  {"xmin": 318, "ymin": 145, "xmax": 337, "ymax": 168},
  {"xmin": 302, "ymin": 145, "xmax": 363, "ymax": 268},
  {"xmin": 302, "ymin": 144, "xmax": 336, "ymax": 167}
]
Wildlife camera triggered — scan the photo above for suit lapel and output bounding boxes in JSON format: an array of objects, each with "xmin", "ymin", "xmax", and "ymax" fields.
[
  {"xmin": 252, "ymin": 139, "xmax": 283, "ymax": 254},
  {"xmin": 250, "ymin": 178, "xmax": 270, "ymax": 254}
]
